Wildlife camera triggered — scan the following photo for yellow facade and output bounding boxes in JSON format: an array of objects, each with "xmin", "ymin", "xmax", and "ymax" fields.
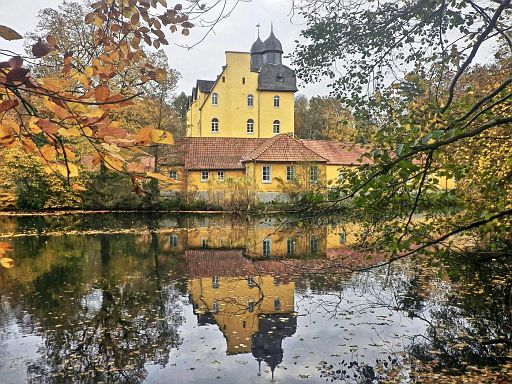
[
  {"xmin": 188, "ymin": 275, "xmax": 295, "ymax": 354},
  {"xmin": 187, "ymin": 52, "xmax": 295, "ymax": 138}
]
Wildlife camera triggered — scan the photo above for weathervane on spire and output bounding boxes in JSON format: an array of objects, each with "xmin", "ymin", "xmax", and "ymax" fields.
[{"xmin": 256, "ymin": 23, "xmax": 261, "ymax": 37}]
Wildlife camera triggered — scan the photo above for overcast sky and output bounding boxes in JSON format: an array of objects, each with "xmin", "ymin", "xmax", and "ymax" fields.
[{"xmin": 0, "ymin": 0, "xmax": 330, "ymax": 97}]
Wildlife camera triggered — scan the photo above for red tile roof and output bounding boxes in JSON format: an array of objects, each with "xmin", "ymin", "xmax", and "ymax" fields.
[
  {"xmin": 300, "ymin": 140, "xmax": 372, "ymax": 165},
  {"xmin": 159, "ymin": 136, "xmax": 370, "ymax": 170},
  {"xmin": 243, "ymin": 134, "xmax": 328, "ymax": 163}
]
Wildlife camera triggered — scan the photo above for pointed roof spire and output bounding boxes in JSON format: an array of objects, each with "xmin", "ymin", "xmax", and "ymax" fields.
[
  {"xmin": 251, "ymin": 23, "xmax": 264, "ymax": 53},
  {"xmin": 263, "ymin": 23, "xmax": 283, "ymax": 53}
]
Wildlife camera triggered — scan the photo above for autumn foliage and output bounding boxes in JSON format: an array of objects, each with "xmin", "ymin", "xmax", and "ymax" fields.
[{"xmin": 0, "ymin": 0, "xmax": 198, "ymax": 192}]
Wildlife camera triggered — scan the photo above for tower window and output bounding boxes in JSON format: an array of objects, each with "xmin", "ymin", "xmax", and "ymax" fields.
[
  {"xmin": 273, "ymin": 95, "xmax": 280, "ymax": 107},
  {"xmin": 242, "ymin": 77, "xmax": 246, "ymax": 84},
  {"xmin": 247, "ymin": 119, "xmax": 254, "ymax": 134},
  {"xmin": 247, "ymin": 94, "xmax": 254, "ymax": 107},
  {"xmin": 211, "ymin": 118, "xmax": 219, "ymax": 133},
  {"xmin": 222, "ymin": 76, "xmax": 225, "ymax": 83},
  {"xmin": 211, "ymin": 92, "xmax": 218, "ymax": 105},
  {"xmin": 273, "ymin": 120, "xmax": 280, "ymax": 134}
]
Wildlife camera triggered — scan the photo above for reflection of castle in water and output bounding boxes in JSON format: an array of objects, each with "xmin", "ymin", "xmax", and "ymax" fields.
[{"xmin": 185, "ymin": 249, "xmax": 297, "ymax": 378}]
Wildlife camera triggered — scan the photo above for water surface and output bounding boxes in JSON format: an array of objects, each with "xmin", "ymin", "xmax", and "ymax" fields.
[{"xmin": 0, "ymin": 213, "xmax": 510, "ymax": 383}]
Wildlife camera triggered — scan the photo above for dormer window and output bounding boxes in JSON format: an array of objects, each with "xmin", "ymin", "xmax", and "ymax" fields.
[
  {"xmin": 247, "ymin": 94, "xmax": 254, "ymax": 107},
  {"xmin": 273, "ymin": 95, "xmax": 280, "ymax": 107},
  {"xmin": 212, "ymin": 93, "xmax": 218, "ymax": 105}
]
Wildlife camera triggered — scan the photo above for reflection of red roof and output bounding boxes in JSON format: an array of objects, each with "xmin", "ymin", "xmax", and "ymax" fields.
[
  {"xmin": 300, "ymin": 140, "xmax": 372, "ymax": 165},
  {"xmin": 243, "ymin": 134, "xmax": 328, "ymax": 163},
  {"xmin": 185, "ymin": 249, "xmax": 295, "ymax": 280}
]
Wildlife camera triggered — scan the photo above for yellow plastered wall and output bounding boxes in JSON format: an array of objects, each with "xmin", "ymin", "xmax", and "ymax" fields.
[
  {"xmin": 188, "ymin": 276, "xmax": 295, "ymax": 354},
  {"xmin": 188, "ymin": 52, "xmax": 295, "ymax": 138},
  {"xmin": 187, "ymin": 170, "xmax": 246, "ymax": 192},
  {"xmin": 258, "ymin": 91, "xmax": 295, "ymax": 137},
  {"xmin": 159, "ymin": 165, "xmax": 188, "ymax": 193},
  {"xmin": 246, "ymin": 162, "xmax": 327, "ymax": 192}
]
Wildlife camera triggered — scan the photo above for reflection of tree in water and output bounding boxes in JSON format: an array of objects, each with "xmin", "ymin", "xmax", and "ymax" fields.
[
  {"xmin": 3, "ymin": 232, "xmax": 186, "ymax": 384},
  {"xmin": 407, "ymin": 253, "xmax": 512, "ymax": 379}
]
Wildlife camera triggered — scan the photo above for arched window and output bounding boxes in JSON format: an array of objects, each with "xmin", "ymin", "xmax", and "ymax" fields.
[
  {"xmin": 247, "ymin": 94, "xmax": 254, "ymax": 107},
  {"xmin": 211, "ymin": 93, "xmax": 218, "ymax": 105},
  {"xmin": 273, "ymin": 95, "xmax": 280, "ymax": 107},
  {"xmin": 273, "ymin": 120, "xmax": 280, "ymax": 134},
  {"xmin": 246, "ymin": 119, "xmax": 254, "ymax": 134},
  {"xmin": 211, "ymin": 118, "xmax": 219, "ymax": 133}
]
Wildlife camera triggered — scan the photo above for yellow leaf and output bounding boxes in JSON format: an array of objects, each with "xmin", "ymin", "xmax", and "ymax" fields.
[
  {"xmin": 28, "ymin": 117, "xmax": 42, "ymax": 134},
  {"xmin": 84, "ymin": 66, "xmax": 94, "ymax": 78},
  {"xmin": 0, "ymin": 257, "xmax": 14, "ymax": 269},
  {"xmin": 150, "ymin": 129, "xmax": 174, "ymax": 144},
  {"xmin": 44, "ymin": 99, "xmax": 70, "ymax": 120},
  {"xmin": 104, "ymin": 155, "xmax": 125, "ymax": 171},
  {"xmin": 146, "ymin": 172, "xmax": 171, "ymax": 181},
  {"xmin": 40, "ymin": 144, "xmax": 57, "ymax": 161},
  {"xmin": 71, "ymin": 183, "xmax": 86, "ymax": 192},
  {"xmin": 58, "ymin": 127, "xmax": 81, "ymax": 137}
]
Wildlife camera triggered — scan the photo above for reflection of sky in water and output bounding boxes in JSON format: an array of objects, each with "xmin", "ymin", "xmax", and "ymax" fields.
[
  {"xmin": 0, "ymin": 213, "xmax": 509, "ymax": 383},
  {"xmin": 143, "ymin": 274, "xmax": 429, "ymax": 383}
]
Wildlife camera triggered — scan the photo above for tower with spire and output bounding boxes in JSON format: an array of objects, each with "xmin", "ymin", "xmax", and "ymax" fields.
[{"xmin": 186, "ymin": 24, "xmax": 297, "ymax": 138}]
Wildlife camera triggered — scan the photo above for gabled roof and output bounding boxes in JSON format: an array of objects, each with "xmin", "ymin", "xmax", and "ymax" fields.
[
  {"xmin": 197, "ymin": 79, "xmax": 215, "ymax": 93},
  {"xmin": 159, "ymin": 136, "xmax": 370, "ymax": 170},
  {"xmin": 300, "ymin": 140, "xmax": 372, "ymax": 165},
  {"xmin": 243, "ymin": 134, "xmax": 328, "ymax": 163}
]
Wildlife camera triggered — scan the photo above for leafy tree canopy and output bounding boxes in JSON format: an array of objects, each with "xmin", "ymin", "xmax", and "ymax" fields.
[{"xmin": 292, "ymin": 0, "xmax": 512, "ymax": 258}]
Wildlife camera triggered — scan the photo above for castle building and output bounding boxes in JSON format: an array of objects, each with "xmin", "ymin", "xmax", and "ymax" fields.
[
  {"xmin": 186, "ymin": 26, "xmax": 297, "ymax": 138},
  {"xmin": 160, "ymin": 28, "xmax": 370, "ymax": 201}
]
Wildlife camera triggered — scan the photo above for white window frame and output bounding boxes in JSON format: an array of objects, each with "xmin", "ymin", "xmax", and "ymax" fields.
[
  {"xmin": 201, "ymin": 171, "xmax": 209, "ymax": 182},
  {"xmin": 211, "ymin": 118, "xmax": 219, "ymax": 133},
  {"xmin": 211, "ymin": 92, "xmax": 218, "ymax": 105},
  {"xmin": 273, "ymin": 120, "xmax": 280, "ymax": 134},
  {"xmin": 309, "ymin": 166, "xmax": 319, "ymax": 183},
  {"xmin": 246, "ymin": 119, "xmax": 254, "ymax": 134},
  {"xmin": 262, "ymin": 165, "xmax": 272, "ymax": 183},
  {"xmin": 262, "ymin": 239, "xmax": 271, "ymax": 257},
  {"xmin": 169, "ymin": 170, "xmax": 178, "ymax": 180},
  {"xmin": 286, "ymin": 238, "xmax": 296, "ymax": 255},
  {"xmin": 247, "ymin": 94, "xmax": 254, "ymax": 107},
  {"xmin": 217, "ymin": 171, "xmax": 224, "ymax": 181},
  {"xmin": 286, "ymin": 166, "xmax": 295, "ymax": 181},
  {"xmin": 273, "ymin": 95, "xmax": 280, "ymax": 107}
]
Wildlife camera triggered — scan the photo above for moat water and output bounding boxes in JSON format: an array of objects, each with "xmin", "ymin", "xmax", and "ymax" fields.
[{"xmin": 0, "ymin": 213, "xmax": 510, "ymax": 383}]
